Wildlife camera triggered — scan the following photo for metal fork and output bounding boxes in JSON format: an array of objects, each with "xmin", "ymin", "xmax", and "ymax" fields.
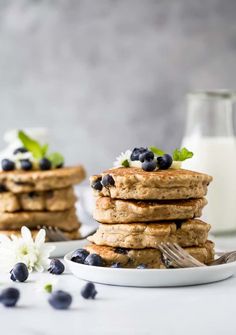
[
  {"xmin": 159, "ymin": 242, "xmax": 236, "ymax": 268},
  {"xmin": 38, "ymin": 225, "xmax": 97, "ymax": 242}
]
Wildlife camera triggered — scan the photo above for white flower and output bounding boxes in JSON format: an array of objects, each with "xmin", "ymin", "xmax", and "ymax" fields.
[
  {"xmin": 0, "ymin": 226, "xmax": 55, "ymax": 273},
  {"xmin": 113, "ymin": 150, "xmax": 132, "ymax": 168},
  {"xmin": 171, "ymin": 161, "xmax": 182, "ymax": 169}
]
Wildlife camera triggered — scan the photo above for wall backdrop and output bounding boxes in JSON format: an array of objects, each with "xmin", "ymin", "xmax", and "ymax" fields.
[{"xmin": 0, "ymin": 0, "xmax": 235, "ymax": 174}]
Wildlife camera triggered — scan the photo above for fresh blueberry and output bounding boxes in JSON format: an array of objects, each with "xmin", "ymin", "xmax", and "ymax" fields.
[
  {"xmin": 130, "ymin": 147, "xmax": 147, "ymax": 161},
  {"xmin": 1, "ymin": 159, "xmax": 15, "ymax": 171},
  {"xmin": 91, "ymin": 178, "xmax": 103, "ymax": 191},
  {"xmin": 176, "ymin": 221, "xmax": 183, "ymax": 229},
  {"xmin": 157, "ymin": 154, "xmax": 173, "ymax": 170},
  {"xmin": 39, "ymin": 158, "xmax": 51, "ymax": 170},
  {"xmin": 110, "ymin": 262, "xmax": 121, "ymax": 268},
  {"xmin": 84, "ymin": 253, "xmax": 104, "ymax": 267},
  {"xmin": 114, "ymin": 247, "xmax": 128, "ymax": 255},
  {"xmin": 48, "ymin": 259, "xmax": 65, "ymax": 275},
  {"xmin": 136, "ymin": 264, "xmax": 147, "ymax": 269},
  {"xmin": 0, "ymin": 184, "xmax": 7, "ymax": 192},
  {"xmin": 0, "ymin": 288, "xmax": 20, "ymax": 307},
  {"xmin": 139, "ymin": 151, "xmax": 154, "ymax": 162},
  {"xmin": 81, "ymin": 282, "xmax": 97, "ymax": 299},
  {"xmin": 13, "ymin": 147, "xmax": 28, "ymax": 155},
  {"xmin": 10, "ymin": 263, "xmax": 29, "ymax": 282},
  {"xmin": 101, "ymin": 174, "xmax": 115, "ymax": 187},
  {"xmin": 142, "ymin": 160, "xmax": 157, "ymax": 172},
  {"xmin": 48, "ymin": 290, "xmax": 72, "ymax": 310},
  {"xmin": 71, "ymin": 248, "xmax": 89, "ymax": 264},
  {"xmin": 20, "ymin": 159, "xmax": 32, "ymax": 171}
]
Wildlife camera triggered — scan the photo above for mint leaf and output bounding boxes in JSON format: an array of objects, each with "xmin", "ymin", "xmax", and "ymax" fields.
[
  {"xmin": 172, "ymin": 147, "xmax": 193, "ymax": 161},
  {"xmin": 48, "ymin": 152, "xmax": 64, "ymax": 168},
  {"xmin": 121, "ymin": 159, "xmax": 129, "ymax": 168},
  {"xmin": 18, "ymin": 130, "xmax": 45, "ymax": 159},
  {"xmin": 41, "ymin": 144, "xmax": 49, "ymax": 157},
  {"xmin": 149, "ymin": 146, "xmax": 165, "ymax": 156}
]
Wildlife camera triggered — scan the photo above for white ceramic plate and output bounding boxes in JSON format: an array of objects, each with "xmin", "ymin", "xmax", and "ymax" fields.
[{"xmin": 64, "ymin": 251, "xmax": 236, "ymax": 287}]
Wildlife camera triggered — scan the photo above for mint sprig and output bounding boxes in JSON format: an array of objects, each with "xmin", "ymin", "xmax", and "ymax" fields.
[
  {"xmin": 18, "ymin": 130, "xmax": 64, "ymax": 167},
  {"xmin": 149, "ymin": 146, "xmax": 165, "ymax": 156},
  {"xmin": 172, "ymin": 147, "xmax": 193, "ymax": 161}
]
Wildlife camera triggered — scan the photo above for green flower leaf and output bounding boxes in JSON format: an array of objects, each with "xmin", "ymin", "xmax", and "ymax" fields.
[
  {"xmin": 172, "ymin": 147, "xmax": 194, "ymax": 161},
  {"xmin": 121, "ymin": 159, "xmax": 129, "ymax": 168},
  {"xmin": 149, "ymin": 146, "xmax": 165, "ymax": 156},
  {"xmin": 18, "ymin": 130, "xmax": 46, "ymax": 159},
  {"xmin": 48, "ymin": 152, "xmax": 64, "ymax": 168}
]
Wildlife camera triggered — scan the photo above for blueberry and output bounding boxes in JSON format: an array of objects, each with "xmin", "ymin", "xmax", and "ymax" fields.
[
  {"xmin": 139, "ymin": 151, "xmax": 154, "ymax": 162},
  {"xmin": 157, "ymin": 154, "xmax": 173, "ymax": 170},
  {"xmin": 101, "ymin": 174, "xmax": 115, "ymax": 187},
  {"xmin": 130, "ymin": 147, "xmax": 147, "ymax": 161},
  {"xmin": 48, "ymin": 290, "xmax": 72, "ymax": 310},
  {"xmin": 71, "ymin": 248, "xmax": 89, "ymax": 264},
  {"xmin": 81, "ymin": 282, "xmax": 97, "ymax": 299},
  {"xmin": 0, "ymin": 184, "xmax": 7, "ymax": 192},
  {"xmin": 91, "ymin": 178, "xmax": 103, "ymax": 191},
  {"xmin": 48, "ymin": 259, "xmax": 65, "ymax": 275},
  {"xmin": 0, "ymin": 288, "xmax": 20, "ymax": 307},
  {"xmin": 114, "ymin": 247, "xmax": 128, "ymax": 255},
  {"xmin": 84, "ymin": 253, "xmax": 104, "ymax": 267},
  {"xmin": 110, "ymin": 262, "xmax": 121, "ymax": 268},
  {"xmin": 1, "ymin": 159, "xmax": 15, "ymax": 171},
  {"xmin": 137, "ymin": 264, "xmax": 147, "ymax": 269},
  {"xmin": 10, "ymin": 263, "xmax": 29, "ymax": 282},
  {"xmin": 39, "ymin": 158, "xmax": 51, "ymax": 171},
  {"xmin": 13, "ymin": 147, "xmax": 28, "ymax": 155},
  {"xmin": 20, "ymin": 159, "xmax": 32, "ymax": 171},
  {"xmin": 176, "ymin": 221, "xmax": 183, "ymax": 229},
  {"xmin": 142, "ymin": 160, "xmax": 157, "ymax": 172}
]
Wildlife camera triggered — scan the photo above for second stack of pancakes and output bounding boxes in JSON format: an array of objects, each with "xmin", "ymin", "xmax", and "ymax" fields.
[{"xmin": 88, "ymin": 167, "xmax": 214, "ymax": 268}]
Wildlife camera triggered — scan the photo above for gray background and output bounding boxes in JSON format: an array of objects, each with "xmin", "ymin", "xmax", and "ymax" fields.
[{"xmin": 0, "ymin": 0, "xmax": 235, "ymax": 174}]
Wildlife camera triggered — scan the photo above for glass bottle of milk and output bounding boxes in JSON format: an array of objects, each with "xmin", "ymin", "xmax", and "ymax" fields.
[{"xmin": 181, "ymin": 91, "xmax": 236, "ymax": 235}]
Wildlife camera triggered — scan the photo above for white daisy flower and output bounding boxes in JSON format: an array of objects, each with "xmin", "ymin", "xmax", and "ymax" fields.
[
  {"xmin": 113, "ymin": 150, "xmax": 132, "ymax": 168},
  {"xmin": 171, "ymin": 161, "xmax": 182, "ymax": 169},
  {"xmin": 0, "ymin": 226, "xmax": 55, "ymax": 273}
]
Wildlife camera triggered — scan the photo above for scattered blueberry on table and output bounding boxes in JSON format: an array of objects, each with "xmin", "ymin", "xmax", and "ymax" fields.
[
  {"xmin": 0, "ymin": 288, "xmax": 20, "ymax": 307},
  {"xmin": 81, "ymin": 282, "xmax": 97, "ymax": 299},
  {"xmin": 10, "ymin": 263, "xmax": 29, "ymax": 282},
  {"xmin": 71, "ymin": 248, "xmax": 89, "ymax": 264},
  {"xmin": 48, "ymin": 290, "xmax": 72, "ymax": 310},
  {"xmin": 48, "ymin": 259, "xmax": 65, "ymax": 275}
]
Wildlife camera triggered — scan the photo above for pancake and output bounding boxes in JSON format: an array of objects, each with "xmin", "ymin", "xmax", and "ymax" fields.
[
  {"xmin": 88, "ymin": 219, "xmax": 210, "ymax": 248},
  {"xmin": 0, "ymin": 165, "xmax": 85, "ymax": 193},
  {"xmin": 94, "ymin": 197, "xmax": 207, "ymax": 223},
  {"xmin": 0, "ymin": 207, "xmax": 80, "ymax": 232},
  {"xmin": 90, "ymin": 167, "xmax": 212, "ymax": 200},
  {"xmin": 0, "ymin": 228, "xmax": 81, "ymax": 241},
  {"xmin": 85, "ymin": 241, "xmax": 215, "ymax": 268},
  {"xmin": 0, "ymin": 187, "xmax": 77, "ymax": 212}
]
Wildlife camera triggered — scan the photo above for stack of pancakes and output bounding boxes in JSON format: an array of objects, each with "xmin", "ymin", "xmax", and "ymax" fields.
[
  {"xmin": 88, "ymin": 167, "xmax": 214, "ymax": 268},
  {"xmin": 0, "ymin": 166, "xmax": 85, "ymax": 240}
]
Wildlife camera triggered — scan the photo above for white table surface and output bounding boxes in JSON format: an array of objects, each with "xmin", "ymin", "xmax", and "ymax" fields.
[{"xmin": 0, "ymin": 262, "xmax": 236, "ymax": 335}]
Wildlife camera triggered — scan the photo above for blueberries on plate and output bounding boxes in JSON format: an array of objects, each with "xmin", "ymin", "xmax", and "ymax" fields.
[
  {"xmin": 84, "ymin": 253, "xmax": 104, "ymax": 267},
  {"xmin": 101, "ymin": 174, "xmax": 115, "ymax": 187},
  {"xmin": 114, "ymin": 247, "xmax": 128, "ymax": 255},
  {"xmin": 1, "ymin": 159, "xmax": 15, "ymax": 171},
  {"xmin": 81, "ymin": 282, "xmax": 97, "ymax": 299},
  {"xmin": 130, "ymin": 147, "xmax": 147, "ymax": 161},
  {"xmin": 0, "ymin": 288, "xmax": 20, "ymax": 307},
  {"xmin": 20, "ymin": 159, "xmax": 32, "ymax": 171},
  {"xmin": 110, "ymin": 262, "xmax": 121, "ymax": 268},
  {"xmin": 71, "ymin": 248, "xmax": 89, "ymax": 264},
  {"xmin": 10, "ymin": 263, "xmax": 29, "ymax": 282},
  {"xmin": 136, "ymin": 264, "xmax": 147, "ymax": 269},
  {"xmin": 39, "ymin": 158, "xmax": 51, "ymax": 171},
  {"xmin": 48, "ymin": 290, "xmax": 72, "ymax": 310},
  {"xmin": 91, "ymin": 177, "xmax": 103, "ymax": 191},
  {"xmin": 13, "ymin": 147, "xmax": 28, "ymax": 155},
  {"xmin": 142, "ymin": 160, "xmax": 157, "ymax": 172},
  {"xmin": 48, "ymin": 259, "xmax": 65, "ymax": 275},
  {"xmin": 139, "ymin": 150, "xmax": 154, "ymax": 162},
  {"xmin": 157, "ymin": 154, "xmax": 173, "ymax": 170}
]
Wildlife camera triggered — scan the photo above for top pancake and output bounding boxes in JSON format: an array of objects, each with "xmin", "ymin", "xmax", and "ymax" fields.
[
  {"xmin": 0, "ymin": 165, "xmax": 86, "ymax": 193},
  {"xmin": 90, "ymin": 167, "xmax": 212, "ymax": 200}
]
